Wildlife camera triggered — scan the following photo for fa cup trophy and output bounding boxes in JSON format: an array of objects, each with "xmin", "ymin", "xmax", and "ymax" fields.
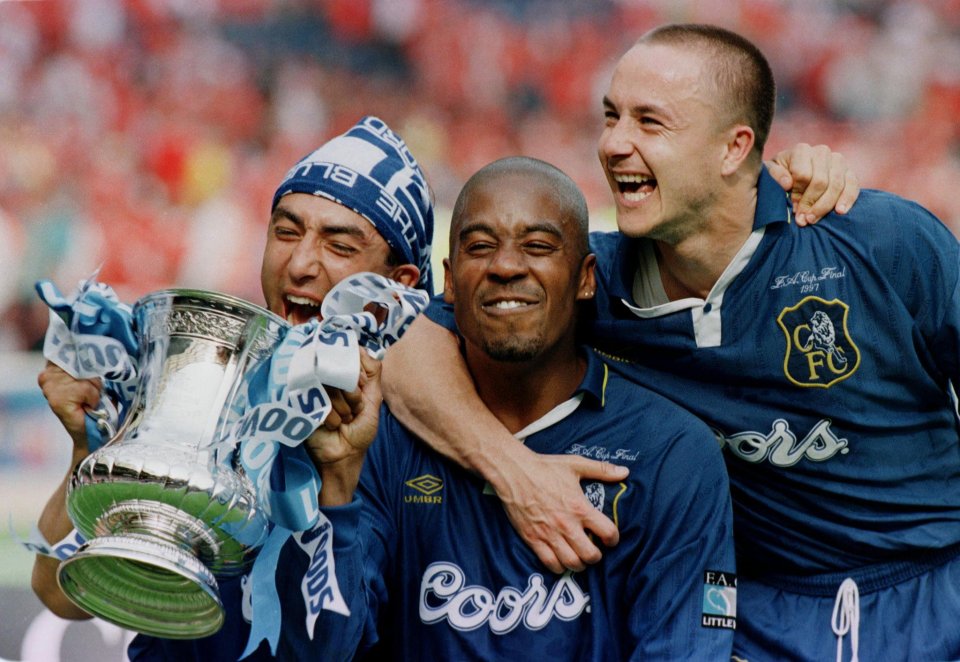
[{"xmin": 57, "ymin": 289, "xmax": 288, "ymax": 638}]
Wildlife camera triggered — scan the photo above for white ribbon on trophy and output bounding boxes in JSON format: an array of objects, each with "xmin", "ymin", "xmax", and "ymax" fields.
[{"xmin": 235, "ymin": 273, "xmax": 429, "ymax": 656}]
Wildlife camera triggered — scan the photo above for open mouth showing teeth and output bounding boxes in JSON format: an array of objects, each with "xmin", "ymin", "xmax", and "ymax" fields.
[
  {"xmin": 614, "ymin": 173, "xmax": 656, "ymax": 202},
  {"xmin": 493, "ymin": 300, "xmax": 528, "ymax": 309},
  {"xmin": 285, "ymin": 294, "xmax": 321, "ymax": 324},
  {"xmin": 484, "ymin": 300, "xmax": 534, "ymax": 311}
]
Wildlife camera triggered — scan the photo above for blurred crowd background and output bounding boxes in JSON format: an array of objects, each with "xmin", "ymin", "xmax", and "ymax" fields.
[
  {"xmin": 0, "ymin": 2, "xmax": 958, "ymax": 656},
  {"xmin": 1, "ymin": 0, "xmax": 959, "ymax": 351}
]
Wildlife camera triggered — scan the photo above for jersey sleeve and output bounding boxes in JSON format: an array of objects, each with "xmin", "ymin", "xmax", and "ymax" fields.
[
  {"xmin": 916, "ymin": 215, "xmax": 960, "ymax": 387},
  {"xmin": 423, "ymin": 292, "xmax": 456, "ymax": 332},
  {"xmin": 623, "ymin": 423, "xmax": 737, "ymax": 660},
  {"xmin": 308, "ymin": 499, "xmax": 376, "ymax": 659},
  {"xmin": 938, "ymin": 272, "xmax": 960, "ymax": 388},
  {"xmin": 858, "ymin": 193, "xmax": 960, "ymax": 386},
  {"xmin": 278, "ymin": 408, "xmax": 402, "ymax": 659}
]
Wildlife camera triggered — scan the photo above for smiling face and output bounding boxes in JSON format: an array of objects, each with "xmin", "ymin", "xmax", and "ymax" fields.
[
  {"xmin": 443, "ymin": 169, "xmax": 595, "ymax": 364},
  {"xmin": 260, "ymin": 193, "xmax": 418, "ymax": 324},
  {"xmin": 597, "ymin": 42, "xmax": 732, "ymax": 243}
]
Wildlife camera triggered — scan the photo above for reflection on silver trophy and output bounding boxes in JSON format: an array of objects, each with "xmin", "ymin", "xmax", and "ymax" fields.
[{"xmin": 57, "ymin": 289, "xmax": 288, "ymax": 638}]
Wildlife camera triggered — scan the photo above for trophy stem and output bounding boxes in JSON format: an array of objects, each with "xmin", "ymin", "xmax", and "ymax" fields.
[{"xmin": 57, "ymin": 501, "xmax": 226, "ymax": 639}]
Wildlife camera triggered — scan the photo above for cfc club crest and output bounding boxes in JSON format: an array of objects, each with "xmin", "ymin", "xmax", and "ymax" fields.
[{"xmin": 776, "ymin": 296, "xmax": 860, "ymax": 388}]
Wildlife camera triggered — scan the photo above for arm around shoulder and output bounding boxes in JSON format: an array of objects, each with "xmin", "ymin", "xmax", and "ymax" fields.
[
  {"xmin": 381, "ymin": 315, "xmax": 629, "ymax": 573},
  {"xmin": 381, "ymin": 315, "xmax": 512, "ymax": 473}
]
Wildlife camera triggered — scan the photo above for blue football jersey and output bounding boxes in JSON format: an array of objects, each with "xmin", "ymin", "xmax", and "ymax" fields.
[
  {"xmin": 299, "ymin": 349, "xmax": 736, "ymax": 660},
  {"xmin": 585, "ymin": 168, "xmax": 960, "ymax": 577}
]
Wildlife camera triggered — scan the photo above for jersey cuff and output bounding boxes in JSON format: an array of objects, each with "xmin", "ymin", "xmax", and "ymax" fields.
[{"xmin": 322, "ymin": 496, "xmax": 362, "ymax": 551}]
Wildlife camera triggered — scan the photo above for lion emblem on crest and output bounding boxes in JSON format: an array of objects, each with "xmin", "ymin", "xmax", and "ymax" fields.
[
  {"xmin": 584, "ymin": 482, "xmax": 605, "ymax": 511},
  {"xmin": 797, "ymin": 310, "xmax": 848, "ymax": 370}
]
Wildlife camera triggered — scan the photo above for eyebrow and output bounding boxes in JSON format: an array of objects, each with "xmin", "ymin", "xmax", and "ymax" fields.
[
  {"xmin": 271, "ymin": 207, "xmax": 370, "ymax": 239},
  {"xmin": 457, "ymin": 221, "xmax": 493, "ymax": 241},
  {"xmin": 523, "ymin": 222, "xmax": 564, "ymax": 239},
  {"xmin": 458, "ymin": 220, "xmax": 564, "ymax": 241},
  {"xmin": 603, "ymin": 95, "xmax": 667, "ymax": 119},
  {"xmin": 270, "ymin": 207, "xmax": 304, "ymax": 228}
]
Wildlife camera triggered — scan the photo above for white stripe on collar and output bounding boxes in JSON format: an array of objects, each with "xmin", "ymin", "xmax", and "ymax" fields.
[
  {"xmin": 482, "ymin": 393, "xmax": 586, "ymax": 496},
  {"xmin": 623, "ymin": 227, "xmax": 767, "ymax": 348},
  {"xmin": 514, "ymin": 393, "xmax": 585, "ymax": 441}
]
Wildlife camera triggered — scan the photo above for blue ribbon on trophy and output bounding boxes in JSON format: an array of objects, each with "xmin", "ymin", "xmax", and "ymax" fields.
[
  {"xmin": 35, "ymin": 274, "xmax": 139, "ymax": 452},
  {"xmin": 236, "ymin": 272, "xmax": 429, "ymax": 657},
  {"xmin": 15, "ymin": 275, "xmax": 138, "ymax": 560}
]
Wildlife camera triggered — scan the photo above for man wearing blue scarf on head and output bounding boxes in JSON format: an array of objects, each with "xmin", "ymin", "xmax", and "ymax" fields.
[{"xmin": 31, "ymin": 116, "xmax": 435, "ymax": 661}]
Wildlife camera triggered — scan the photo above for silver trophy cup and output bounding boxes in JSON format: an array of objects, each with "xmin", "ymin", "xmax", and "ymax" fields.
[{"xmin": 57, "ymin": 289, "xmax": 288, "ymax": 638}]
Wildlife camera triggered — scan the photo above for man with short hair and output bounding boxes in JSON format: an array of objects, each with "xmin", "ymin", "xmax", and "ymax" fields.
[
  {"xmin": 301, "ymin": 156, "xmax": 737, "ymax": 660},
  {"xmin": 384, "ymin": 24, "xmax": 960, "ymax": 661}
]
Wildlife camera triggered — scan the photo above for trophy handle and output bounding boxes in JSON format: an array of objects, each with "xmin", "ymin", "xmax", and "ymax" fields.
[
  {"xmin": 86, "ymin": 406, "xmax": 116, "ymax": 440},
  {"xmin": 83, "ymin": 395, "xmax": 119, "ymax": 450}
]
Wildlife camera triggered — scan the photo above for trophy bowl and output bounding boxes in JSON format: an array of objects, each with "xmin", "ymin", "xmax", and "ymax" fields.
[{"xmin": 57, "ymin": 289, "xmax": 288, "ymax": 639}]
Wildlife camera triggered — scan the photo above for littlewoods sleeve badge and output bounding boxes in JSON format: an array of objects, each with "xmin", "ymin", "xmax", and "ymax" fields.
[{"xmin": 701, "ymin": 571, "xmax": 737, "ymax": 629}]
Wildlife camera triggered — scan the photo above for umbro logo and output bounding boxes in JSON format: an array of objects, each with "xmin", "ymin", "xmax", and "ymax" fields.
[{"xmin": 405, "ymin": 474, "xmax": 443, "ymax": 504}]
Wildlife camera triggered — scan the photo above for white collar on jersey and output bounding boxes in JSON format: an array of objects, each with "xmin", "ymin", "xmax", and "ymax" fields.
[
  {"xmin": 513, "ymin": 393, "xmax": 585, "ymax": 441},
  {"xmin": 625, "ymin": 227, "xmax": 767, "ymax": 348},
  {"xmin": 481, "ymin": 393, "xmax": 587, "ymax": 497}
]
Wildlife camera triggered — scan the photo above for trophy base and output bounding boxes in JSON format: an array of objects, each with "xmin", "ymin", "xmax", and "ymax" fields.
[{"xmin": 58, "ymin": 532, "xmax": 225, "ymax": 639}]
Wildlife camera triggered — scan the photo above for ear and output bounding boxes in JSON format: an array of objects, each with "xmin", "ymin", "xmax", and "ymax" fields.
[
  {"xmin": 388, "ymin": 264, "xmax": 421, "ymax": 288},
  {"xmin": 442, "ymin": 258, "xmax": 455, "ymax": 304},
  {"xmin": 575, "ymin": 253, "xmax": 597, "ymax": 301},
  {"xmin": 720, "ymin": 124, "xmax": 756, "ymax": 176}
]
